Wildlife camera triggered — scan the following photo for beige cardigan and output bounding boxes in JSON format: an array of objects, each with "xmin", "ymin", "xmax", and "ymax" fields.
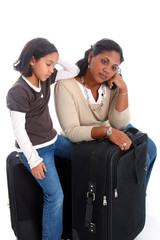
[{"xmin": 54, "ymin": 78, "xmax": 130, "ymax": 142}]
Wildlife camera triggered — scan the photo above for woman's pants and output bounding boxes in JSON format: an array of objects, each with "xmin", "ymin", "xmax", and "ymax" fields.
[{"xmin": 19, "ymin": 135, "xmax": 74, "ymax": 240}]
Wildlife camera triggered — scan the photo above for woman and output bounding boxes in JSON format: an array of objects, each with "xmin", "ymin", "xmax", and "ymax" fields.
[{"xmin": 54, "ymin": 38, "xmax": 156, "ymax": 186}]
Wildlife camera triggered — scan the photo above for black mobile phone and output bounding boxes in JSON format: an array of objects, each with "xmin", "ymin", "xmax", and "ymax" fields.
[{"xmin": 104, "ymin": 81, "xmax": 117, "ymax": 89}]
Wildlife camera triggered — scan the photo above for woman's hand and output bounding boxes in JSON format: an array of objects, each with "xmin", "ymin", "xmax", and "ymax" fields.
[
  {"xmin": 32, "ymin": 162, "xmax": 47, "ymax": 179},
  {"xmin": 109, "ymin": 128, "xmax": 132, "ymax": 151},
  {"xmin": 107, "ymin": 73, "xmax": 128, "ymax": 93}
]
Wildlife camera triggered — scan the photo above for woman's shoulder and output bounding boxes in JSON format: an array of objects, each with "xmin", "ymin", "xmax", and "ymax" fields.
[
  {"xmin": 55, "ymin": 78, "xmax": 79, "ymax": 90},
  {"xmin": 56, "ymin": 78, "xmax": 76, "ymax": 85}
]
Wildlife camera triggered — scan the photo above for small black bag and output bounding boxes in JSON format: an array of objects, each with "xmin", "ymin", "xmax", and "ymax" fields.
[{"xmin": 72, "ymin": 128, "xmax": 148, "ymax": 240}]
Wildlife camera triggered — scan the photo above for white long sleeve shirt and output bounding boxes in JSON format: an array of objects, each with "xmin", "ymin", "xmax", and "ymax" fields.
[{"xmin": 9, "ymin": 59, "xmax": 79, "ymax": 169}]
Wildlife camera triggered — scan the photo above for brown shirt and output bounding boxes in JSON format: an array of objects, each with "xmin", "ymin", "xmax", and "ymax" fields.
[{"xmin": 7, "ymin": 72, "xmax": 57, "ymax": 147}]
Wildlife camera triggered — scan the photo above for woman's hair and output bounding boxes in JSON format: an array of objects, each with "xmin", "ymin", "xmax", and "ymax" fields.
[
  {"xmin": 76, "ymin": 38, "xmax": 124, "ymax": 78},
  {"xmin": 13, "ymin": 38, "xmax": 58, "ymax": 77}
]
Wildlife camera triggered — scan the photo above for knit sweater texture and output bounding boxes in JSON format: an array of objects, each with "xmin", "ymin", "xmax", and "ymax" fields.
[{"xmin": 54, "ymin": 78, "xmax": 130, "ymax": 142}]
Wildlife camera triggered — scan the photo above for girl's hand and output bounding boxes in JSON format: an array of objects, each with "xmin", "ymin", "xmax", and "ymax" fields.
[
  {"xmin": 32, "ymin": 162, "xmax": 47, "ymax": 179},
  {"xmin": 107, "ymin": 73, "xmax": 128, "ymax": 93},
  {"xmin": 109, "ymin": 128, "xmax": 132, "ymax": 151}
]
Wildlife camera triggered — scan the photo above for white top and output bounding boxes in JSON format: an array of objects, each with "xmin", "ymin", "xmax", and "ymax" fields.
[{"xmin": 76, "ymin": 81, "xmax": 107, "ymax": 104}]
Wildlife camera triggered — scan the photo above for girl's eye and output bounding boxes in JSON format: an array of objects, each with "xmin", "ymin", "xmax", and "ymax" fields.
[{"xmin": 46, "ymin": 64, "xmax": 50, "ymax": 67}]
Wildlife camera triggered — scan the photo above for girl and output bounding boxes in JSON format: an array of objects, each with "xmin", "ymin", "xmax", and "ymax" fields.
[
  {"xmin": 54, "ymin": 38, "xmax": 157, "ymax": 187},
  {"xmin": 7, "ymin": 37, "xmax": 79, "ymax": 240}
]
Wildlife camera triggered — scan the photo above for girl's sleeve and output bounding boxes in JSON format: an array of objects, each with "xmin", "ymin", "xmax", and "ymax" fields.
[
  {"xmin": 10, "ymin": 111, "xmax": 43, "ymax": 169},
  {"xmin": 55, "ymin": 58, "xmax": 80, "ymax": 81}
]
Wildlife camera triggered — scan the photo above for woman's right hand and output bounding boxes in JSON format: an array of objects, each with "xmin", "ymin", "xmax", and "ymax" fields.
[
  {"xmin": 32, "ymin": 161, "xmax": 47, "ymax": 179},
  {"xmin": 109, "ymin": 128, "xmax": 132, "ymax": 151}
]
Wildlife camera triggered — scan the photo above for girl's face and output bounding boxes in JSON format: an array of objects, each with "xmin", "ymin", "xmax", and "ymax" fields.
[
  {"xmin": 88, "ymin": 50, "xmax": 121, "ymax": 83},
  {"xmin": 31, "ymin": 52, "xmax": 59, "ymax": 82}
]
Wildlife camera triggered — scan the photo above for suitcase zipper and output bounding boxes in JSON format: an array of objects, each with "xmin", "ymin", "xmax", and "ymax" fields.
[
  {"xmin": 103, "ymin": 147, "xmax": 117, "ymax": 240},
  {"xmin": 102, "ymin": 148, "xmax": 112, "ymax": 207},
  {"xmin": 113, "ymin": 141, "xmax": 147, "ymax": 199},
  {"xmin": 113, "ymin": 149, "xmax": 134, "ymax": 199},
  {"xmin": 103, "ymin": 195, "xmax": 107, "ymax": 206},
  {"xmin": 113, "ymin": 151, "xmax": 123, "ymax": 199},
  {"xmin": 103, "ymin": 146, "xmax": 118, "ymax": 205}
]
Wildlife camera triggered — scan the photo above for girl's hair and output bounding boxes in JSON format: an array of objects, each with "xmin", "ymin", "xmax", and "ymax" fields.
[
  {"xmin": 76, "ymin": 38, "xmax": 124, "ymax": 78},
  {"xmin": 14, "ymin": 38, "xmax": 58, "ymax": 77}
]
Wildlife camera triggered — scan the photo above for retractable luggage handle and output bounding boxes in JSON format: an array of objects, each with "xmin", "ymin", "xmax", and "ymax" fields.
[{"xmin": 85, "ymin": 150, "xmax": 97, "ymax": 238}]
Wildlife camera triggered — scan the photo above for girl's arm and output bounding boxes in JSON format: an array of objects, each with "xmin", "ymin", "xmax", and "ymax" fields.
[
  {"xmin": 55, "ymin": 58, "xmax": 80, "ymax": 81},
  {"xmin": 10, "ymin": 111, "xmax": 47, "ymax": 179}
]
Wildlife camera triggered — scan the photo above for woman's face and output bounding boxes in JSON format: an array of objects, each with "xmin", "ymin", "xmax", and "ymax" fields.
[{"xmin": 88, "ymin": 50, "xmax": 121, "ymax": 83}]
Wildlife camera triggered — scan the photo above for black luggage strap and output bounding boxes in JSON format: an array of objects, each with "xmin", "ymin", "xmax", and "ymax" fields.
[
  {"xmin": 132, "ymin": 142, "xmax": 140, "ymax": 184},
  {"xmin": 85, "ymin": 151, "xmax": 97, "ymax": 237},
  {"xmin": 126, "ymin": 128, "xmax": 140, "ymax": 184}
]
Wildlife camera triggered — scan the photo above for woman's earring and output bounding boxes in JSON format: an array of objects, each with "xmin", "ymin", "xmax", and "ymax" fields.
[{"xmin": 88, "ymin": 64, "xmax": 90, "ymax": 69}]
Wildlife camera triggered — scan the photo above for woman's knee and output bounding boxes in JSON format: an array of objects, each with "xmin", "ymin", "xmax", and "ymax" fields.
[{"xmin": 148, "ymin": 137, "xmax": 157, "ymax": 160}]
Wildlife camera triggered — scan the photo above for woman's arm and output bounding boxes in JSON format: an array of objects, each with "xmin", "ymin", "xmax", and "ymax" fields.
[
  {"xmin": 107, "ymin": 77, "xmax": 130, "ymax": 130},
  {"xmin": 10, "ymin": 111, "xmax": 47, "ymax": 179},
  {"xmin": 55, "ymin": 58, "xmax": 80, "ymax": 81},
  {"xmin": 91, "ymin": 126, "xmax": 132, "ymax": 151},
  {"xmin": 107, "ymin": 73, "xmax": 129, "ymax": 112}
]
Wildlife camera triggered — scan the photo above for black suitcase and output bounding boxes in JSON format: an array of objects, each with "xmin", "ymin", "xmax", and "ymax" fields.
[
  {"xmin": 71, "ymin": 128, "xmax": 148, "ymax": 240},
  {"xmin": 6, "ymin": 151, "xmax": 72, "ymax": 240}
]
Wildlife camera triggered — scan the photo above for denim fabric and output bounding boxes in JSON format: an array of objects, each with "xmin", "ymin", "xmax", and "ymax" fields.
[
  {"xmin": 125, "ymin": 124, "xmax": 157, "ymax": 187},
  {"xmin": 19, "ymin": 135, "xmax": 74, "ymax": 240}
]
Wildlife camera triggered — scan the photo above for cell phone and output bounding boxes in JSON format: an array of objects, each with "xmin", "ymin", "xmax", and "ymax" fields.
[{"xmin": 104, "ymin": 81, "xmax": 117, "ymax": 89}]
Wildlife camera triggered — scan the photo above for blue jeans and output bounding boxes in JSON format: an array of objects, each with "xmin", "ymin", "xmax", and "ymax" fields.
[
  {"xmin": 19, "ymin": 135, "xmax": 74, "ymax": 240},
  {"xmin": 125, "ymin": 124, "xmax": 157, "ymax": 187}
]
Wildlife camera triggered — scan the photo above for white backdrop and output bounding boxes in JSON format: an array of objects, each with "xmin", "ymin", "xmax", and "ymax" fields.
[{"xmin": 0, "ymin": 0, "xmax": 160, "ymax": 239}]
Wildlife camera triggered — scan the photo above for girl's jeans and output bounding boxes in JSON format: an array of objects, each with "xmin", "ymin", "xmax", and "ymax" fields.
[
  {"xmin": 125, "ymin": 124, "xmax": 157, "ymax": 187},
  {"xmin": 19, "ymin": 135, "xmax": 74, "ymax": 240}
]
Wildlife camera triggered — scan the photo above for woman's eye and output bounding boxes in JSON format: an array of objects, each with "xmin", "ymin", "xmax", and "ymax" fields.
[
  {"xmin": 102, "ymin": 59, "xmax": 108, "ymax": 64},
  {"xmin": 112, "ymin": 66, "xmax": 117, "ymax": 71}
]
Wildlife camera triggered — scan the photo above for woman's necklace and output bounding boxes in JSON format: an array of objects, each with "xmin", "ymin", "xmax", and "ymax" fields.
[{"xmin": 81, "ymin": 76, "xmax": 105, "ymax": 111}]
